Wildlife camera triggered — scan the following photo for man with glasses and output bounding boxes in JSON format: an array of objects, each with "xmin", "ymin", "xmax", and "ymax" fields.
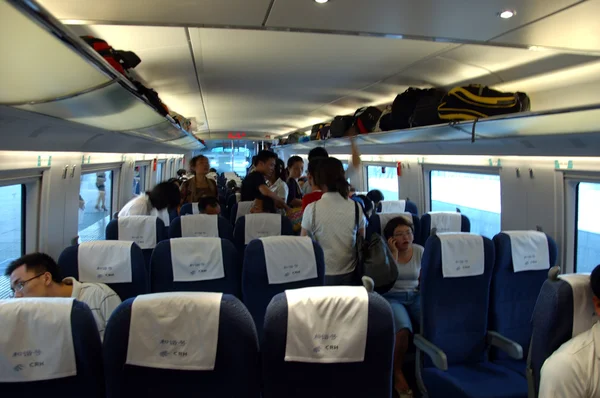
[{"xmin": 5, "ymin": 253, "xmax": 121, "ymax": 341}]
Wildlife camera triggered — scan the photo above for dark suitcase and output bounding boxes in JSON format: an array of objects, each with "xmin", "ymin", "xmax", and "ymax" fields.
[
  {"xmin": 353, "ymin": 106, "xmax": 382, "ymax": 133},
  {"xmin": 409, "ymin": 89, "xmax": 446, "ymax": 127},
  {"xmin": 330, "ymin": 116, "xmax": 354, "ymax": 138},
  {"xmin": 287, "ymin": 131, "xmax": 304, "ymax": 144},
  {"xmin": 391, "ymin": 88, "xmax": 423, "ymax": 129},
  {"xmin": 378, "ymin": 113, "xmax": 396, "ymax": 131},
  {"xmin": 438, "ymin": 85, "xmax": 531, "ymax": 121},
  {"xmin": 133, "ymin": 81, "xmax": 169, "ymax": 117}
]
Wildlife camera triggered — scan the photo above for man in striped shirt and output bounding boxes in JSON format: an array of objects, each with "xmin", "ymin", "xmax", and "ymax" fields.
[{"xmin": 5, "ymin": 253, "xmax": 121, "ymax": 341}]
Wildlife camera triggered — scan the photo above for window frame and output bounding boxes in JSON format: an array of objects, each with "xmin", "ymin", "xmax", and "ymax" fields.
[{"xmin": 364, "ymin": 162, "xmax": 400, "ymax": 200}]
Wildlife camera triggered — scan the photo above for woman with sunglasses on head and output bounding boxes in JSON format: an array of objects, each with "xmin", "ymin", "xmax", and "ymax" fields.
[{"xmin": 382, "ymin": 216, "xmax": 424, "ymax": 398}]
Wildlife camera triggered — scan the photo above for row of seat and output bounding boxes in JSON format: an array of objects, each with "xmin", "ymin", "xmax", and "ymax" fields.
[{"xmin": 1, "ymin": 287, "xmax": 394, "ymax": 397}]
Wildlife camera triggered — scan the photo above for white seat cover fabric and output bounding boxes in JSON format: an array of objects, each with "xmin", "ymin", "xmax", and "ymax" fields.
[
  {"xmin": 429, "ymin": 212, "xmax": 462, "ymax": 233},
  {"xmin": 439, "ymin": 233, "xmax": 485, "ymax": 278},
  {"xmin": 504, "ymin": 231, "xmax": 550, "ymax": 272},
  {"xmin": 378, "ymin": 212, "xmax": 413, "ymax": 235},
  {"xmin": 244, "ymin": 214, "xmax": 282, "ymax": 244},
  {"xmin": 261, "ymin": 236, "xmax": 318, "ymax": 284},
  {"xmin": 236, "ymin": 201, "xmax": 254, "ymax": 221},
  {"xmin": 559, "ymin": 274, "xmax": 599, "ymax": 337},
  {"xmin": 0, "ymin": 298, "xmax": 76, "ymax": 382},
  {"xmin": 380, "ymin": 200, "xmax": 406, "ymax": 214},
  {"xmin": 170, "ymin": 238, "xmax": 225, "ymax": 282},
  {"xmin": 77, "ymin": 241, "xmax": 133, "ymax": 283},
  {"xmin": 191, "ymin": 202, "xmax": 200, "ymax": 215},
  {"xmin": 285, "ymin": 286, "xmax": 368, "ymax": 363},
  {"xmin": 126, "ymin": 292, "xmax": 222, "ymax": 371},
  {"xmin": 118, "ymin": 216, "xmax": 157, "ymax": 249},
  {"xmin": 181, "ymin": 214, "xmax": 219, "ymax": 238}
]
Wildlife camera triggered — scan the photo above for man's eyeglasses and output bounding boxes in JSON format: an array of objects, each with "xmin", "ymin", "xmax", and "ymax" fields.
[{"xmin": 9, "ymin": 273, "xmax": 45, "ymax": 297}]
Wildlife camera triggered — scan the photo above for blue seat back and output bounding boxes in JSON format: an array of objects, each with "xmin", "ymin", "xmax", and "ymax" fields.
[
  {"xmin": 168, "ymin": 216, "xmax": 234, "ymax": 242},
  {"xmin": 367, "ymin": 213, "xmax": 421, "ymax": 244},
  {"xmin": 0, "ymin": 300, "xmax": 104, "ymax": 397},
  {"xmin": 490, "ymin": 232, "xmax": 558, "ymax": 362},
  {"xmin": 180, "ymin": 203, "xmax": 196, "ymax": 216},
  {"xmin": 420, "ymin": 234, "xmax": 494, "ymax": 366},
  {"xmin": 233, "ymin": 215, "xmax": 294, "ymax": 253},
  {"xmin": 230, "ymin": 201, "xmax": 253, "ymax": 225},
  {"xmin": 150, "ymin": 238, "xmax": 241, "ymax": 297},
  {"xmin": 106, "ymin": 217, "xmax": 167, "ymax": 274},
  {"xmin": 58, "ymin": 243, "xmax": 148, "ymax": 300},
  {"xmin": 261, "ymin": 291, "xmax": 394, "ymax": 398},
  {"xmin": 529, "ymin": 274, "xmax": 596, "ymax": 397},
  {"xmin": 242, "ymin": 239, "xmax": 325, "ymax": 337},
  {"xmin": 376, "ymin": 199, "xmax": 419, "ymax": 216},
  {"xmin": 419, "ymin": 213, "xmax": 470, "ymax": 247},
  {"xmin": 103, "ymin": 295, "xmax": 260, "ymax": 398}
]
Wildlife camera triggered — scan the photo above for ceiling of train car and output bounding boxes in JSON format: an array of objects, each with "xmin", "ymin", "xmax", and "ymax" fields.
[{"xmin": 38, "ymin": 0, "xmax": 600, "ymax": 142}]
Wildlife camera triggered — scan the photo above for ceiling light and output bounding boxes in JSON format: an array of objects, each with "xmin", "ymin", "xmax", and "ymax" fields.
[
  {"xmin": 498, "ymin": 10, "xmax": 516, "ymax": 19},
  {"xmin": 314, "ymin": 0, "xmax": 329, "ymax": 3}
]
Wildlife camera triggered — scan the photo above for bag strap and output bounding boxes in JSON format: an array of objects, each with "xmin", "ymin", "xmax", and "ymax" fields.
[{"xmin": 311, "ymin": 201, "xmax": 318, "ymax": 242}]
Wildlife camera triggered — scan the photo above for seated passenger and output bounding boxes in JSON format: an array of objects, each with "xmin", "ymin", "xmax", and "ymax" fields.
[
  {"xmin": 286, "ymin": 155, "xmax": 304, "ymax": 208},
  {"xmin": 357, "ymin": 194, "xmax": 374, "ymax": 219},
  {"xmin": 5, "ymin": 253, "xmax": 121, "ymax": 341},
  {"xmin": 539, "ymin": 264, "xmax": 600, "ymax": 398},
  {"xmin": 382, "ymin": 216, "xmax": 424, "ymax": 398},
  {"xmin": 250, "ymin": 194, "xmax": 277, "ymax": 214},
  {"xmin": 241, "ymin": 150, "xmax": 288, "ymax": 210},
  {"xmin": 301, "ymin": 158, "xmax": 324, "ymax": 211},
  {"xmin": 118, "ymin": 181, "xmax": 180, "ymax": 226},
  {"xmin": 198, "ymin": 196, "xmax": 221, "ymax": 215},
  {"xmin": 367, "ymin": 189, "xmax": 385, "ymax": 211},
  {"xmin": 301, "ymin": 157, "xmax": 366, "ymax": 286}
]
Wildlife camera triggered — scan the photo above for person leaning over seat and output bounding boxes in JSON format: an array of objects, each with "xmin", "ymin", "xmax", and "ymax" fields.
[{"xmin": 5, "ymin": 252, "xmax": 121, "ymax": 341}]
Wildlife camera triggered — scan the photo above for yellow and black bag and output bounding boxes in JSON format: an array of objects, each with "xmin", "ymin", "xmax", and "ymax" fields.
[{"xmin": 438, "ymin": 85, "xmax": 530, "ymax": 121}]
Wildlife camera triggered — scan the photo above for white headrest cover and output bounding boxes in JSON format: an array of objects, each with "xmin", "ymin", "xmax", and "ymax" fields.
[
  {"xmin": 285, "ymin": 286, "xmax": 368, "ymax": 363},
  {"xmin": 118, "ymin": 216, "xmax": 157, "ymax": 249},
  {"xmin": 191, "ymin": 203, "xmax": 200, "ymax": 215},
  {"xmin": 236, "ymin": 201, "xmax": 254, "ymax": 221},
  {"xmin": 378, "ymin": 213, "xmax": 413, "ymax": 236},
  {"xmin": 181, "ymin": 214, "xmax": 219, "ymax": 238},
  {"xmin": 0, "ymin": 298, "xmax": 76, "ymax": 382},
  {"xmin": 126, "ymin": 292, "xmax": 222, "ymax": 370},
  {"xmin": 77, "ymin": 241, "xmax": 133, "ymax": 283},
  {"xmin": 261, "ymin": 236, "xmax": 318, "ymax": 284},
  {"xmin": 503, "ymin": 231, "xmax": 550, "ymax": 273},
  {"xmin": 170, "ymin": 238, "xmax": 224, "ymax": 282},
  {"xmin": 429, "ymin": 212, "xmax": 462, "ymax": 233},
  {"xmin": 558, "ymin": 274, "xmax": 599, "ymax": 337},
  {"xmin": 245, "ymin": 214, "xmax": 282, "ymax": 244},
  {"xmin": 380, "ymin": 200, "xmax": 406, "ymax": 214},
  {"xmin": 438, "ymin": 233, "xmax": 485, "ymax": 278}
]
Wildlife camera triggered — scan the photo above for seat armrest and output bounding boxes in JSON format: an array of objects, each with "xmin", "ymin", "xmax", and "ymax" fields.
[
  {"xmin": 414, "ymin": 334, "xmax": 448, "ymax": 371},
  {"xmin": 487, "ymin": 331, "xmax": 523, "ymax": 360}
]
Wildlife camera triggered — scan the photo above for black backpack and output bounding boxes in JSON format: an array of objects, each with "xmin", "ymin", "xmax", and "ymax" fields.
[
  {"xmin": 391, "ymin": 88, "xmax": 423, "ymax": 129},
  {"xmin": 353, "ymin": 106, "xmax": 382, "ymax": 134},
  {"xmin": 330, "ymin": 116, "xmax": 354, "ymax": 138},
  {"xmin": 410, "ymin": 88, "xmax": 447, "ymax": 127}
]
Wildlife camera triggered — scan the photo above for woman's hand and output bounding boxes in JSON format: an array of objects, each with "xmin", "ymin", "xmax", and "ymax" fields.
[{"xmin": 387, "ymin": 237, "xmax": 399, "ymax": 259}]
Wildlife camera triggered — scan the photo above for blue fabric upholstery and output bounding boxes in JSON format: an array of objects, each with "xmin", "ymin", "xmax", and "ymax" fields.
[
  {"xmin": 180, "ymin": 203, "xmax": 196, "ymax": 216},
  {"xmin": 233, "ymin": 215, "xmax": 294, "ymax": 253},
  {"xmin": 242, "ymin": 239, "xmax": 325, "ymax": 337},
  {"xmin": 57, "ymin": 243, "xmax": 148, "ymax": 300},
  {"xmin": 150, "ymin": 238, "xmax": 241, "ymax": 297},
  {"xmin": 103, "ymin": 295, "xmax": 260, "ymax": 398},
  {"xmin": 419, "ymin": 213, "xmax": 470, "ymax": 247},
  {"xmin": 226, "ymin": 195, "xmax": 237, "ymax": 218},
  {"xmin": 261, "ymin": 292, "xmax": 394, "ymax": 398},
  {"xmin": 529, "ymin": 278, "xmax": 577, "ymax": 397},
  {"xmin": 1, "ymin": 300, "xmax": 104, "ymax": 397},
  {"xmin": 106, "ymin": 217, "xmax": 168, "ymax": 275},
  {"xmin": 168, "ymin": 216, "xmax": 234, "ymax": 242},
  {"xmin": 418, "ymin": 234, "xmax": 526, "ymax": 397},
  {"xmin": 168, "ymin": 208, "xmax": 178, "ymax": 223},
  {"xmin": 422, "ymin": 362, "xmax": 528, "ymax": 398},
  {"xmin": 366, "ymin": 213, "xmax": 421, "ymax": 244},
  {"xmin": 490, "ymin": 232, "xmax": 558, "ymax": 375},
  {"xmin": 230, "ymin": 202, "xmax": 240, "ymax": 225}
]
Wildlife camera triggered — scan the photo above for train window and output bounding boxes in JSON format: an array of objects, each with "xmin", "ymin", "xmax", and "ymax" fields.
[
  {"xmin": 575, "ymin": 182, "xmax": 600, "ymax": 273},
  {"xmin": 78, "ymin": 171, "xmax": 113, "ymax": 242},
  {"xmin": 156, "ymin": 162, "xmax": 164, "ymax": 183},
  {"xmin": 367, "ymin": 165, "xmax": 398, "ymax": 200},
  {"xmin": 0, "ymin": 184, "xmax": 25, "ymax": 271},
  {"xmin": 430, "ymin": 170, "xmax": 500, "ymax": 238}
]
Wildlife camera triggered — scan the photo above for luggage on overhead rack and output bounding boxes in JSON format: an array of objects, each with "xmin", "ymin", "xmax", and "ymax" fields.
[
  {"xmin": 330, "ymin": 115, "xmax": 354, "ymax": 138},
  {"xmin": 353, "ymin": 106, "xmax": 382, "ymax": 134},
  {"xmin": 132, "ymin": 81, "xmax": 169, "ymax": 117},
  {"xmin": 438, "ymin": 84, "xmax": 531, "ymax": 121},
  {"xmin": 391, "ymin": 88, "xmax": 422, "ymax": 129},
  {"xmin": 409, "ymin": 88, "xmax": 446, "ymax": 127},
  {"xmin": 318, "ymin": 123, "xmax": 331, "ymax": 140},
  {"xmin": 287, "ymin": 131, "xmax": 304, "ymax": 144},
  {"xmin": 374, "ymin": 106, "xmax": 391, "ymax": 132},
  {"xmin": 310, "ymin": 123, "xmax": 325, "ymax": 141},
  {"xmin": 81, "ymin": 36, "xmax": 141, "ymax": 75}
]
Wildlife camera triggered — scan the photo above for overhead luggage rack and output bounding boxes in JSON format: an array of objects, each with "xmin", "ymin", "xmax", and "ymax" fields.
[
  {"xmin": 275, "ymin": 103, "xmax": 600, "ymax": 154},
  {"xmin": 0, "ymin": 0, "xmax": 203, "ymax": 150}
]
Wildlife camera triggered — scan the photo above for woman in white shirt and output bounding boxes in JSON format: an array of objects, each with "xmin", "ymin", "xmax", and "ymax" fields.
[
  {"xmin": 301, "ymin": 157, "xmax": 366, "ymax": 285},
  {"xmin": 118, "ymin": 181, "xmax": 180, "ymax": 226},
  {"xmin": 269, "ymin": 158, "xmax": 289, "ymax": 206},
  {"xmin": 383, "ymin": 216, "xmax": 424, "ymax": 398}
]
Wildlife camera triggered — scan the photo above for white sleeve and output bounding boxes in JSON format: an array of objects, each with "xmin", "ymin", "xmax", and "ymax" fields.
[
  {"xmin": 358, "ymin": 204, "xmax": 366, "ymax": 230},
  {"xmin": 539, "ymin": 351, "xmax": 585, "ymax": 398},
  {"xmin": 301, "ymin": 203, "xmax": 314, "ymax": 231},
  {"xmin": 126, "ymin": 197, "xmax": 150, "ymax": 216}
]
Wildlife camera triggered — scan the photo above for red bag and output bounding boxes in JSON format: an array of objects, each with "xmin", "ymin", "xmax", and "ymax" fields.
[{"xmin": 81, "ymin": 36, "xmax": 141, "ymax": 75}]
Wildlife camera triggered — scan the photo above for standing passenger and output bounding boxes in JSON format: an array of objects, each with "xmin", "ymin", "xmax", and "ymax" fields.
[
  {"xmin": 286, "ymin": 156, "xmax": 304, "ymax": 208},
  {"xmin": 382, "ymin": 216, "xmax": 424, "ymax": 398},
  {"xmin": 301, "ymin": 157, "xmax": 366, "ymax": 285},
  {"xmin": 95, "ymin": 172, "xmax": 107, "ymax": 212},
  {"xmin": 302, "ymin": 147, "xmax": 329, "ymax": 195},
  {"xmin": 269, "ymin": 158, "xmax": 289, "ymax": 205},
  {"xmin": 180, "ymin": 155, "xmax": 217, "ymax": 204},
  {"xmin": 301, "ymin": 158, "xmax": 324, "ymax": 211},
  {"xmin": 240, "ymin": 150, "xmax": 288, "ymax": 209}
]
